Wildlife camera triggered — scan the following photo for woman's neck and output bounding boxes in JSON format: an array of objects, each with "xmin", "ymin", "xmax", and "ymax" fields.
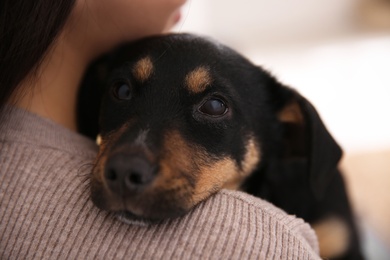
[{"xmin": 13, "ymin": 35, "xmax": 91, "ymax": 132}]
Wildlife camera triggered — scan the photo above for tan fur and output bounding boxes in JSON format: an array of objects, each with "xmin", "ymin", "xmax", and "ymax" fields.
[
  {"xmin": 222, "ymin": 176, "xmax": 245, "ymax": 190},
  {"xmin": 160, "ymin": 130, "xmax": 197, "ymax": 179},
  {"xmin": 312, "ymin": 217, "xmax": 350, "ymax": 258},
  {"xmin": 278, "ymin": 101, "xmax": 304, "ymax": 124},
  {"xmin": 194, "ymin": 158, "xmax": 239, "ymax": 203},
  {"xmin": 160, "ymin": 130, "xmax": 241, "ymax": 206},
  {"xmin": 223, "ymin": 137, "xmax": 261, "ymax": 190},
  {"xmin": 185, "ymin": 66, "xmax": 212, "ymax": 93},
  {"xmin": 96, "ymin": 135, "xmax": 102, "ymax": 146},
  {"xmin": 241, "ymin": 137, "xmax": 261, "ymax": 176},
  {"xmin": 132, "ymin": 56, "xmax": 154, "ymax": 83},
  {"xmin": 154, "ymin": 131, "xmax": 200, "ymax": 202}
]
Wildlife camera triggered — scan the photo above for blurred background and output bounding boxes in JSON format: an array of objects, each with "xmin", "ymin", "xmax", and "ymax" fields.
[{"xmin": 173, "ymin": 0, "xmax": 390, "ymax": 258}]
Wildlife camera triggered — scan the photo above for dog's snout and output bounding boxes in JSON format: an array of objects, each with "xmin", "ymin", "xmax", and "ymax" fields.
[{"xmin": 105, "ymin": 155, "xmax": 155, "ymax": 193}]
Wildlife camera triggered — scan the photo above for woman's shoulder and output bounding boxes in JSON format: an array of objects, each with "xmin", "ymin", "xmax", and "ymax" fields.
[{"xmin": 0, "ymin": 106, "xmax": 98, "ymax": 158}]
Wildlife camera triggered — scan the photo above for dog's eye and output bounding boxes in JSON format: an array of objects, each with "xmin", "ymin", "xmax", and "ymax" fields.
[
  {"xmin": 113, "ymin": 83, "xmax": 131, "ymax": 100},
  {"xmin": 199, "ymin": 98, "xmax": 228, "ymax": 117}
]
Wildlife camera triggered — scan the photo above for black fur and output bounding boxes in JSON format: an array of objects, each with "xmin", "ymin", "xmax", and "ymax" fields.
[{"xmin": 78, "ymin": 33, "xmax": 363, "ymax": 259}]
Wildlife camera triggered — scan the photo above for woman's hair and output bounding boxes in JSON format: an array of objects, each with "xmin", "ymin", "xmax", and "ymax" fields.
[{"xmin": 0, "ymin": 0, "xmax": 76, "ymax": 107}]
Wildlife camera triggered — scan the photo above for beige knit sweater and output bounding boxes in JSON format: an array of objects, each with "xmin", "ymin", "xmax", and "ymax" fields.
[{"xmin": 0, "ymin": 107, "xmax": 320, "ymax": 260}]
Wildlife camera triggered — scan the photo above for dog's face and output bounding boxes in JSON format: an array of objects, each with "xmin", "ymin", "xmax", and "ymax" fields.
[{"xmin": 87, "ymin": 34, "xmax": 341, "ymax": 222}]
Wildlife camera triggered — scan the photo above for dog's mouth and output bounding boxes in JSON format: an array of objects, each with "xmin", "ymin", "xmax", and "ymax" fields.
[{"xmin": 115, "ymin": 210, "xmax": 155, "ymax": 226}]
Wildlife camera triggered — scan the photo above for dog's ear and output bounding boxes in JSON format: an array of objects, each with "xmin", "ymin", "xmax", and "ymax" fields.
[{"xmin": 277, "ymin": 89, "xmax": 342, "ymax": 199}]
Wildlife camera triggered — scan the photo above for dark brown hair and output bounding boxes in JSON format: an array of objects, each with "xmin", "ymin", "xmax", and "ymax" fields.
[{"xmin": 0, "ymin": 0, "xmax": 76, "ymax": 107}]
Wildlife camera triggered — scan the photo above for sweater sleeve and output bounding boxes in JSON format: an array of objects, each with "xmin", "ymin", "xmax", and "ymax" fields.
[
  {"xmin": 0, "ymin": 107, "xmax": 320, "ymax": 259},
  {"xmin": 0, "ymin": 146, "xmax": 320, "ymax": 260}
]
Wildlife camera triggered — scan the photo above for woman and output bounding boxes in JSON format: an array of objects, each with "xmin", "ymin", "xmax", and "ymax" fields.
[{"xmin": 0, "ymin": 0, "xmax": 320, "ymax": 258}]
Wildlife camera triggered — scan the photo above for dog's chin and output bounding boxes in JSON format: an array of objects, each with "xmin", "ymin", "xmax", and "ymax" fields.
[
  {"xmin": 115, "ymin": 211, "xmax": 154, "ymax": 226},
  {"xmin": 114, "ymin": 205, "xmax": 189, "ymax": 226}
]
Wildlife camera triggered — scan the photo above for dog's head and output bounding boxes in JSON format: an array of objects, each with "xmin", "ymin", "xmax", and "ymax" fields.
[{"xmin": 81, "ymin": 34, "xmax": 341, "ymax": 222}]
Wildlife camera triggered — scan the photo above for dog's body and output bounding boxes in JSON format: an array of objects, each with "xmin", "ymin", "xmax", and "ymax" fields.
[{"xmin": 78, "ymin": 34, "xmax": 363, "ymax": 259}]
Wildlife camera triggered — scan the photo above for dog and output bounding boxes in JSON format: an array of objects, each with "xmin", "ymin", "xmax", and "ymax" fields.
[{"xmin": 78, "ymin": 33, "xmax": 363, "ymax": 259}]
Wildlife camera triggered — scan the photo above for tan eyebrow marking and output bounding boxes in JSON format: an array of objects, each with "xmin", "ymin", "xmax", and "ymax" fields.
[
  {"xmin": 241, "ymin": 137, "xmax": 261, "ymax": 177},
  {"xmin": 132, "ymin": 56, "xmax": 154, "ymax": 83},
  {"xmin": 185, "ymin": 66, "xmax": 212, "ymax": 93}
]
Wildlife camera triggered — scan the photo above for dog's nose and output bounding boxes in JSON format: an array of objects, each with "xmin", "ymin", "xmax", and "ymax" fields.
[{"xmin": 104, "ymin": 155, "xmax": 155, "ymax": 193}]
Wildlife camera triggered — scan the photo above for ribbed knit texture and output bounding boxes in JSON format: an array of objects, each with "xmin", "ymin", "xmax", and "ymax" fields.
[{"xmin": 0, "ymin": 107, "xmax": 320, "ymax": 259}]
